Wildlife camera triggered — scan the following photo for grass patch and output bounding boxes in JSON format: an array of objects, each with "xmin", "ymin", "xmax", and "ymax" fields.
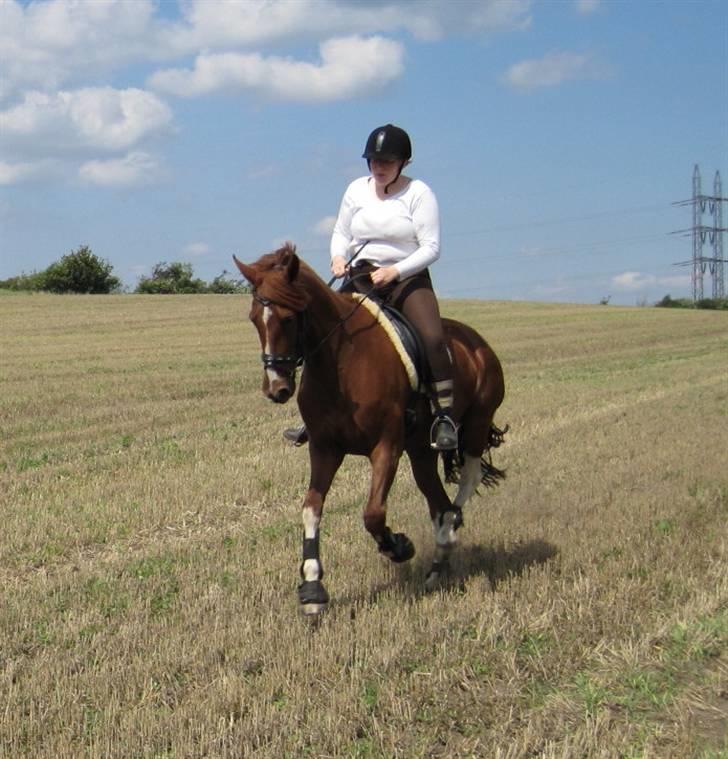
[{"xmin": 1, "ymin": 294, "xmax": 726, "ymax": 757}]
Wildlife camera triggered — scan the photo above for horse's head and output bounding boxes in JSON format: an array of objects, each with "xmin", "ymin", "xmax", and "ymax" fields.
[{"xmin": 233, "ymin": 243, "xmax": 309, "ymax": 405}]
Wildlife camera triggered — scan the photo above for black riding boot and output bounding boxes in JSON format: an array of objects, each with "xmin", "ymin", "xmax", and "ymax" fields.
[
  {"xmin": 429, "ymin": 377, "xmax": 458, "ymax": 451},
  {"xmin": 430, "ymin": 413, "xmax": 458, "ymax": 451}
]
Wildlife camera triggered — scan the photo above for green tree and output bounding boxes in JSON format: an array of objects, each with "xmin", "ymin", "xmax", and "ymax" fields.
[
  {"xmin": 207, "ymin": 270, "xmax": 249, "ymax": 294},
  {"xmin": 42, "ymin": 246, "xmax": 121, "ymax": 294},
  {"xmin": 655, "ymin": 294, "xmax": 681, "ymax": 308},
  {"xmin": 0, "ymin": 271, "xmax": 47, "ymax": 291},
  {"xmin": 135, "ymin": 262, "xmax": 207, "ymax": 294}
]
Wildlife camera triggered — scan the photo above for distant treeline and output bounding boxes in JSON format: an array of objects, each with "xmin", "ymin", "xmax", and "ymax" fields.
[
  {"xmin": 0, "ymin": 246, "xmax": 249, "ymax": 295},
  {"xmin": 655, "ymin": 294, "xmax": 728, "ymax": 310},
  {"xmin": 3, "ymin": 246, "xmax": 727, "ymax": 307}
]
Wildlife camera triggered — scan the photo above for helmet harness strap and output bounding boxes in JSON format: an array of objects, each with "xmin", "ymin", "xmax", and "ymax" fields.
[{"xmin": 367, "ymin": 158, "xmax": 407, "ymax": 195}]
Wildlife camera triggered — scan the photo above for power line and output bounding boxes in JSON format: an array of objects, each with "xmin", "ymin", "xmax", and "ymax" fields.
[
  {"xmin": 293, "ymin": 198, "xmax": 679, "ymax": 250},
  {"xmin": 446, "ymin": 202, "xmax": 677, "ymax": 239},
  {"xmin": 446, "ymin": 231, "xmax": 681, "ymax": 266},
  {"xmin": 671, "ymin": 165, "xmax": 727, "ymax": 301}
]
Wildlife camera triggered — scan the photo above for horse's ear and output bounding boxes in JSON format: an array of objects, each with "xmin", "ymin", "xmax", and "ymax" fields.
[
  {"xmin": 285, "ymin": 251, "xmax": 300, "ymax": 283},
  {"xmin": 232, "ymin": 255, "xmax": 261, "ymax": 288},
  {"xmin": 278, "ymin": 243, "xmax": 300, "ymax": 283}
]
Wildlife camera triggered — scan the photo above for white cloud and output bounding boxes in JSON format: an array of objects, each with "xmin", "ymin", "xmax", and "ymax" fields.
[
  {"xmin": 0, "ymin": 159, "xmax": 55, "ymax": 185},
  {"xmin": 79, "ymin": 151, "xmax": 162, "ymax": 187},
  {"xmin": 0, "ymin": 0, "xmax": 158, "ymax": 99},
  {"xmin": 657, "ymin": 274, "xmax": 690, "ymax": 289},
  {"xmin": 504, "ymin": 50, "xmax": 608, "ymax": 91},
  {"xmin": 159, "ymin": 0, "xmax": 533, "ymax": 50},
  {"xmin": 1, "ymin": 87, "xmax": 173, "ymax": 155},
  {"xmin": 613, "ymin": 272, "xmax": 692, "ymax": 292},
  {"xmin": 519, "ymin": 245, "xmax": 548, "ymax": 257},
  {"xmin": 246, "ymin": 164, "xmax": 280, "ymax": 181},
  {"xmin": 612, "ymin": 271, "xmax": 655, "ymax": 290},
  {"xmin": 533, "ymin": 280, "xmax": 571, "ymax": 296},
  {"xmin": 159, "ymin": 0, "xmax": 332, "ymax": 51},
  {"xmin": 467, "ymin": 0, "xmax": 533, "ymax": 34},
  {"xmin": 149, "ymin": 35, "xmax": 405, "ymax": 102},
  {"xmin": 313, "ymin": 216, "xmax": 337, "ymax": 236},
  {"xmin": 0, "ymin": 0, "xmax": 533, "ymax": 185},
  {"xmin": 575, "ymin": 0, "xmax": 601, "ymax": 15},
  {"xmin": 1, "ymin": 0, "xmax": 533, "ymax": 101},
  {"xmin": 182, "ymin": 242, "xmax": 211, "ymax": 258}
]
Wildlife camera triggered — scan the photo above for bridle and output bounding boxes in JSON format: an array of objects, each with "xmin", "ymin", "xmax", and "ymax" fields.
[
  {"xmin": 251, "ymin": 270, "xmax": 378, "ymax": 377},
  {"xmin": 251, "ymin": 290, "xmax": 305, "ymax": 375},
  {"xmin": 250, "ymin": 240, "xmax": 376, "ymax": 377}
]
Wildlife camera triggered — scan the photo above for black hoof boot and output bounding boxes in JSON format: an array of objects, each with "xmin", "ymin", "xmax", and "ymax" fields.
[
  {"xmin": 283, "ymin": 425, "xmax": 309, "ymax": 446},
  {"xmin": 378, "ymin": 529, "xmax": 416, "ymax": 563},
  {"xmin": 298, "ymin": 580, "xmax": 329, "ymax": 615}
]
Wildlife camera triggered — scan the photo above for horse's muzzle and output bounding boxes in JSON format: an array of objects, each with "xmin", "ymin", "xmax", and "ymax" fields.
[{"xmin": 269, "ymin": 386, "xmax": 292, "ymax": 404}]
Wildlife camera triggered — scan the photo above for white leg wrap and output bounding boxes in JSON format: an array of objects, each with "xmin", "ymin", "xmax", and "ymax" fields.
[
  {"xmin": 426, "ymin": 512, "xmax": 457, "ymax": 592},
  {"xmin": 302, "ymin": 506, "xmax": 321, "ymax": 582},
  {"xmin": 454, "ymin": 454, "xmax": 481, "ymax": 508},
  {"xmin": 302, "ymin": 559, "xmax": 319, "ymax": 582},
  {"xmin": 432, "ymin": 511, "xmax": 458, "ymax": 550}
]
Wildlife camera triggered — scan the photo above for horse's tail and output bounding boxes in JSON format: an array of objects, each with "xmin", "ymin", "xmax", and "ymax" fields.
[{"xmin": 443, "ymin": 423, "xmax": 508, "ymax": 488}]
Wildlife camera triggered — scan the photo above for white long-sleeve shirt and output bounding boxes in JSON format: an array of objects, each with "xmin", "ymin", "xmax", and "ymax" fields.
[{"xmin": 330, "ymin": 176, "xmax": 440, "ymax": 280}]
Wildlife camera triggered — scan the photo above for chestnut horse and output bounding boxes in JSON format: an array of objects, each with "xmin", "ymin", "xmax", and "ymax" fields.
[{"xmin": 234, "ymin": 243, "xmax": 506, "ymax": 615}]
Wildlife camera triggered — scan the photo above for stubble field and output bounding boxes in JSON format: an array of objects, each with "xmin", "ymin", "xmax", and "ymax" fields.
[{"xmin": 1, "ymin": 291, "xmax": 726, "ymax": 758}]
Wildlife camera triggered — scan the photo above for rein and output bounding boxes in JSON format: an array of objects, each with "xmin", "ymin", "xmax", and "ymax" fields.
[
  {"xmin": 253, "ymin": 240, "xmax": 376, "ymax": 371},
  {"xmin": 251, "ymin": 272, "xmax": 379, "ymax": 372},
  {"xmin": 305, "ymin": 274, "xmax": 378, "ymax": 360}
]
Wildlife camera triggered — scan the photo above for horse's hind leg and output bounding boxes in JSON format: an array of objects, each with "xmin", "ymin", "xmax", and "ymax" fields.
[
  {"xmin": 408, "ymin": 449, "xmax": 458, "ymax": 590},
  {"xmin": 298, "ymin": 445, "xmax": 343, "ymax": 615},
  {"xmin": 453, "ymin": 453, "xmax": 483, "ymax": 509}
]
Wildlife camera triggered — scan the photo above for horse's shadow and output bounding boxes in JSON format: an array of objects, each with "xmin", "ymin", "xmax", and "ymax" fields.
[
  {"xmin": 451, "ymin": 538, "xmax": 559, "ymax": 591},
  {"xmin": 340, "ymin": 538, "xmax": 559, "ymax": 609}
]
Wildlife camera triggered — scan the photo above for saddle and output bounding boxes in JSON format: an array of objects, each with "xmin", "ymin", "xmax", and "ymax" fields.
[
  {"xmin": 382, "ymin": 304, "xmax": 428, "ymax": 387},
  {"xmin": 350, "ymin": 294, "xmax": 429, "ymax": 393}
]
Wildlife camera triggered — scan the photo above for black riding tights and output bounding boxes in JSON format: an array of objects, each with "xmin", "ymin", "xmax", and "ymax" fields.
[
  {"xmin": 391, "ymin": 282, "xmax": 451, "ymax": 383},
  {"xmin": 345, "ymin": 266, "xmax": 452, "ymax": 385}
]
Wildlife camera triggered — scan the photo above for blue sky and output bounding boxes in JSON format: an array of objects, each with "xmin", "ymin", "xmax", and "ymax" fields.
[{"xmin": 1, "ymin": 0, "xmax": 726, "ymax": 304}]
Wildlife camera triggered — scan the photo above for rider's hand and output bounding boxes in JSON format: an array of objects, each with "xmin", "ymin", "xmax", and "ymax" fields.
[
  {"xmin": 331, "ymin": 255, "xmax": 347, "ymax": 278},
  {"xmin": 370, "ymin": 265, "xmax": 399, "ymax": 288}
]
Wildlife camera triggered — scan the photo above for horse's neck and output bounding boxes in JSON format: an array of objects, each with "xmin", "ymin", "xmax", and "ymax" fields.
[{"xmin": 301, "ymin": 279, "xmax": 356, "ymax": 361}]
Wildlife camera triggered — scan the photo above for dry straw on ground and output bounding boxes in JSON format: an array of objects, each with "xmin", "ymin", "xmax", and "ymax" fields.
[{"xmin": 1, "ymin": 292, "xmax": 726, "ymax": 758}]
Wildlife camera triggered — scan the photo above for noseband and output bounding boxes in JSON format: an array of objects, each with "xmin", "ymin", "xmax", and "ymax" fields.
[{"xmin": 252, "ymin": 290, "xmax": 305, "ymax": 374}]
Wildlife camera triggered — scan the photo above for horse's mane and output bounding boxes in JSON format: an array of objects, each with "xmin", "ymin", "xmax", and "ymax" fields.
[{"xmin": 253, "ymin": 242, "xmax": 325, "ymax": 311}]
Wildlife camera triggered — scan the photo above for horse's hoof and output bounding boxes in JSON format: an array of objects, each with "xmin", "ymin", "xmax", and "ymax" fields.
[
  {"xmin": 379, "ymin": 532, "xmax": 415, "ymax": 563},
  {"xmin": 298, "ymin": 580, "xmax": 329, "ymax": 614},
  {"xmin": 424, "ymin": 559, "xmax": 449, "ymax": 591},
  {"xmin": 300, "ymin": 602, "xmax": 327, "ymax": 617}
]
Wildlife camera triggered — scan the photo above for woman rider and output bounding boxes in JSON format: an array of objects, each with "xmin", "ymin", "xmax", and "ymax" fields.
[{"xmin": 285, "ymin": 123, "xmax": 457, "ymax": 451}]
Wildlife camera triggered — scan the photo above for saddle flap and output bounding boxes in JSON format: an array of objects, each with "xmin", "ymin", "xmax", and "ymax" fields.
[{"xmin": 351, "ymin": 294, "xmax": 424, "ymax": 391}]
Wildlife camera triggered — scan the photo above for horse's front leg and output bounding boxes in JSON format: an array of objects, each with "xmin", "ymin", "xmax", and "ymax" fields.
[
  {"xmin": 365, "ymin": 443, "xmax": 415, "ymax": 563},
  {"xmin": 298, "ymin": 444, "xmax": 343, "ymax": 616}
]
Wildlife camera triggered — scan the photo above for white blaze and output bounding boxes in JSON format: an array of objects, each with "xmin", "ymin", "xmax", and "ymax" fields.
[{"xmin": 262, "ymin": 305, "xmax": 280, "ymax": 385}]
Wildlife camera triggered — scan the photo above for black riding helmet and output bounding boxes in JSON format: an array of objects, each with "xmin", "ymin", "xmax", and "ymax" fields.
[
  {"xmin": 363, "ymin": 124, "xmax": 412, "ymax": 193},
  {"xmin": 362, "ymin": 124, "xmax": 412, "ymax": 162}
]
